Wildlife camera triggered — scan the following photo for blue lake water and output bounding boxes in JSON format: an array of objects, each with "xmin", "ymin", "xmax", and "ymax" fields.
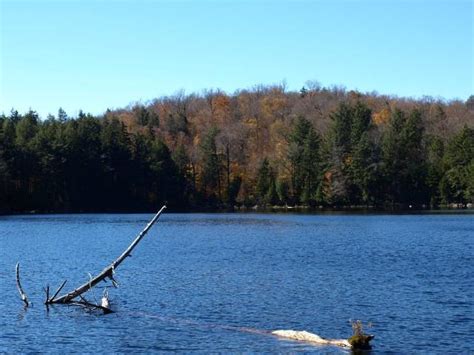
[{"xmin": 0, "ymin": 212, "xmax": 472, "ymax": 353}]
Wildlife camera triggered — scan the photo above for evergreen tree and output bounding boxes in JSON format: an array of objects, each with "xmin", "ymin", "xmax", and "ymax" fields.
[
  {"xmin": 129, "ymin": 133, "xmax": 153, "ymax": 208},
  {"xmin": 323, "ymin": 102, "xmax": 376, "ymax": 205},
  {"xmin": 200, "ymin": 127, "xmax": 221, "ymax": 199},
  {"xmin": 381, "ymin": 109, "xmax": 406, "ymax": 204},
  {"xmin": 9, "ymin": 109, "xmax": 21, "ymax": 124},
  {"xmin": 15, "ymin": 110, "xmax": 39, "ymax": 147},
  {"xmin": 330, "ymin": 103, "xmax": 353, "ymax": 154},
  {"xmin": 382, "ymin": 109, "xmax": 428, "ymax": 206},
  {"xmin": 32, "ymin": 117, "xmax": 67, "ymax": 210},
  {"xmin": 350, "ymin": 132, "xmax": 379, "ymax": 205},
  {"xmin": 228, "ymin": 176, "xmax": 242, "ymax": 207},
  {"xmin": 133, "ymin": 106, "xmax": 153, "ymax": 126},
  {"xmin": 58, "ymin": 107, "xmax": 68, "ymax": 122},
  {"xmin": 276, "ymin": 179, "xmax": 289, "ymax": 204},
  {"xmin": 0, "ymin": 121, "xmax": 10, "ymax": 212},
  {"xmin": 300, "ymin": 127, "xmax": 321, "ymax": 204},
  {"xmin": 63, "ymin": 115, "xmax": 103, "ymax": 210},
  {"xmin": 440, "ymin": 126, "xmax": 474, "ymax": 203},
  {"xmin": 148, "ymin": 139, "xmax": 183, "ymax": 207},
  {"xmin": 172, "ymin": 144, "xmax": 194, "ymax": 206},
  {"xmin": 101, "ymin": 117, "xmax": 133, "ymax": 209},
  {"xmin": 256, "ymin": 158, "xmax": 275, "ymax": 205},
  {"xmin": 320, "ymin": 145, "xmax": 348, "ymax": 205},
  {"xmin": 425, "ymin": 136, "xmax": 444, "ymax": 206},
  {"xmin": 287, "ymin": 116, "xmax": 320, "ymax": 203}
]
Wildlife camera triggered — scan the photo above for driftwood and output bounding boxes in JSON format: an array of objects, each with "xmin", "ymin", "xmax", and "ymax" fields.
[
  {"xmin": 15, "ymin": 263, "xmax": 29, "ymax": 307},
  {"xmin": 272, "ymin": 330, "xmax": 351, "ymax": 348},
  {"xmin": 16, "ymin": 205, "xmax": 166, "ymax": 312},
  {"xmin": 272, "ymin": 328, "xmax": 374, "ymax": 350},
  {"xmin": 49, "ymin": 205, "xmax": 166, "ymax": 306}
]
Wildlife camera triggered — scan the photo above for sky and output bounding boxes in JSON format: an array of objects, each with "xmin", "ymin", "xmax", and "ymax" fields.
[{"xmin": 0, "ymin": 0, "xmax": 472, "ymax": 118}]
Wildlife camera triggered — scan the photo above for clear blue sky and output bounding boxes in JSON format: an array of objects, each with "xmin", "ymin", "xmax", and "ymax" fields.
[{"xmin": 0, "ymin": 0, "xmax": 472, "ymax": 117}]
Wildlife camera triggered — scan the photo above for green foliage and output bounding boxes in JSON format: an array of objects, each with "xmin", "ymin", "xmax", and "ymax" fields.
[
  {"xmin": 288, "ymin": 116, "xmax": 321, "ymax": 204},
  {"xmin": 381, "ymin": 108, "xmax": 429, "ymax": 206},
  {"xmin": 0, "ymin": 111, "xmax": 186, "ymax": 213},
  {"xmin": 425, "ymin": 136, "xmax": 444, "ymax": 205},
  {"xmin": 440, "ymin": 126, "xmax": 474, "ymax": 203},
  {"xmin": 466, "ymin": 95, "xmax": 474, "ymax": 111},
  {"xmin": 256, "ymin": 158, "xmax": 278, "ymax": 205},
  {"xmin": 323, "ymin": 102, "xmax": 377, "ymax": 205},
  {"xmin": 276, "ymin": 179, "xmax": 289, "ymax": 203},
  {"xmin": 58, "ymin": 108, "xmax": 68, "ymax": 122},
  {"xmin": 228, "ymin": 176, "xmax": 242, "ymax": 206},
  {"xmin": 15, "ymin": 110, "xmax": 39, "ymax": 147},
  {"xmin": 200, "ymin": 126, "xmax": 221, "ymax": 199}
]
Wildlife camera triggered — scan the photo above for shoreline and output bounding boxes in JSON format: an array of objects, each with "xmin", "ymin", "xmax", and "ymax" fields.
[{"xmin": 1, "ymin": 204, "xmax": 473, "ymax": 216}]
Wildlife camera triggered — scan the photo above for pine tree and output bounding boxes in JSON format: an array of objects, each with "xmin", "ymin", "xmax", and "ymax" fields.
[
  {"xmin": 440, "ymin": 126, "xmax": 474, "ymax": 203},
  {"xmin": 200, "ymin": 127, "xmax": 221, "ymax": 199},
  {"xmin": 256, "ymin": 158, "xmax": 270, "ymax": 200},
  {"xmin": 382, "ymin": 109, "xmax": 428, "ymax": 206},
  {"xmin": 287, "ymin": 116, "xmax": 320, "ymax": 203},
  {"xmin": 425, "ymin": 136, "xmax": 444, "ymax": 206}
]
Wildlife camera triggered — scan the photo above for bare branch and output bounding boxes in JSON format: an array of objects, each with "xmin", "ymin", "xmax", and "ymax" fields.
[
  {"xmin": 45, "ymin": 285, "xmax": 50, "ymax": 304},
  {"xmin": 70, "ymin": 300, "xmax": 113, "ymax": 314},
  {"xmin": 15, "ymin": 262, "xmax": 29, "ymax": 307},
  {"xmin": 51, "ymin": 205, "xmax": 167, "ymax": 304},
  {"xmin": 48, "ymin": 280, "xmax": 67, "ymax": 303}
]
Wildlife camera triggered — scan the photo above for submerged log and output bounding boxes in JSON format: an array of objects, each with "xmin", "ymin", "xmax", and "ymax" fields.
[
  {"xmin": 271, "ymin": 330, "xmax": 351, "ymax": 348},
  {"xmin": 46, "ymin": 205, "xmax": 167, "ymax": 308},
  {"xmin": 272, "ymin": 328, "xmax": 374, "ymax": 350}
]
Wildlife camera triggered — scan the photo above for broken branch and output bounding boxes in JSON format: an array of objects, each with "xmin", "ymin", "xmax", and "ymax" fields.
[
  {"xmin": 15, "ymin": 262, "xmax": 29, "ymax": 307},
  {"xmin": 51, "ymin": 205, "xmax": 166, "ymax": 304},
  {"xmin": 70, "ymin": 300, "xmax": 114, "ymax": 314},
  {"xmin": 48, "ymin": 280, "xmax": 67, "ymax": 303}
]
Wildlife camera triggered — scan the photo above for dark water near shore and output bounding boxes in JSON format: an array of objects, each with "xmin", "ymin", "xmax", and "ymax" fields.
[{"xmin": 0, "ymin": 213, "xmax": 472, "ymax": 353}]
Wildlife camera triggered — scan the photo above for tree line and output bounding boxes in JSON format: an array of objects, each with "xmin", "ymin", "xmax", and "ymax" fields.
[{"xmin": 1, "ymin": 86, "xmax": 473, "ymax": 213}]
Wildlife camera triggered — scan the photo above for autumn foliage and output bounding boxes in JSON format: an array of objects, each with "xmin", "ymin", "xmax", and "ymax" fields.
[{"xmin": 1, "ymin": 86, "xmax": 473, "ymax": 212}]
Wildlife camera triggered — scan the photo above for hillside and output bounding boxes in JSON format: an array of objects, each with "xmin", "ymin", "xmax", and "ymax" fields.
[{"xmin": 1, "ymin": 85, "xmax": 473, "ymax": 212}]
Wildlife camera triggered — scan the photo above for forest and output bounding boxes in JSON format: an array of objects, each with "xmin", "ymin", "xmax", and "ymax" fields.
[{"xmin": 1, "ymin": 84, "xmax": 473, "ymax": 213}]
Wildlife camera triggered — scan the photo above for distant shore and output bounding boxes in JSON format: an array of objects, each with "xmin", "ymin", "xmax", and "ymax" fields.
[{"xmin": 1, "ymin": 203, "xmax": 473, "ymax": 216}]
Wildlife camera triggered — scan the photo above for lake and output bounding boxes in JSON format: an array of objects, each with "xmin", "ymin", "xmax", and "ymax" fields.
[{"xmin": 0, "ymin": 212, "xmax": 472, "ymax": 353}]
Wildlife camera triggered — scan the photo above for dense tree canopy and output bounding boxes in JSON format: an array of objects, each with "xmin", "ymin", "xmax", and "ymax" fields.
[{"xmin": 1, "ymin": 86, "xmax": 473, "ymax": 213}]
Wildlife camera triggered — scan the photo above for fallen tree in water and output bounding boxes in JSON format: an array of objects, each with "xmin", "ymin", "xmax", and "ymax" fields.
[
  {"xmin": 272, "ymin": 320, "xmax": 374, "ymax": 350},
  {"xmin": 16, "ymin": 205, "xmax": 167, "ymax": 313},
  {"xmin": 272, "ymin": 330, "xmax": 351, "ymax": 347}
]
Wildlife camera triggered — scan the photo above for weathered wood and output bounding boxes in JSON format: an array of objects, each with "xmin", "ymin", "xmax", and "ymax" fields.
[
  {"xmin": 70, "ymin": 300, "xmax": 114, "ymax": 314},
  {"xmin": 45, "ymin": 285, "xmax": 50, "ymax": 304},
  {"xmin": 271, "ymin": 330, "xmax": 351, "ymax": 348},
  {"xmin": 51, "ymin": 205, "xmax": 166, "ymax": 304},
  {"xmin": 101, "ymin": 288, "xmax": 110, "ymax": 309},
  {"xmin": 47, "ymin": 280, "xmax": 67, "ymax": 303},
  {"xmin": 15, "ymin": 262, "xmax": 29, "ymax": 307},
  {"xmin": 272, "ymin": 329, "xmax": 374, "ymax": 349}
]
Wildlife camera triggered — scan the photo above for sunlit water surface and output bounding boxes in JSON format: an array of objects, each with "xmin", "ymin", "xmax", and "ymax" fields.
[{"xmin": 0, "ymin": 213, "xmax": 472, "ymax": 353}]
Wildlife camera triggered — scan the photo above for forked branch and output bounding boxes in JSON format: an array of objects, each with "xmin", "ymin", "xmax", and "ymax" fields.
[{"xmin": 47, "ymin": 205, "xmax": 167, "ymax": 306}]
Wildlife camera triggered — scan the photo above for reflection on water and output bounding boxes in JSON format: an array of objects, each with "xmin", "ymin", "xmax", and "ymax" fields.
[{"xmin": 0, "ymin": 213, "xmax": 472, "ymax": 353}]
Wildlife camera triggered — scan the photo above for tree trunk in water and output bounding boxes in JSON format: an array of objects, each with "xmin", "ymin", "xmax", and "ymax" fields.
[{"xmin": 49, "ymin": 205, "xmax": 166, "ymax": 304}]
